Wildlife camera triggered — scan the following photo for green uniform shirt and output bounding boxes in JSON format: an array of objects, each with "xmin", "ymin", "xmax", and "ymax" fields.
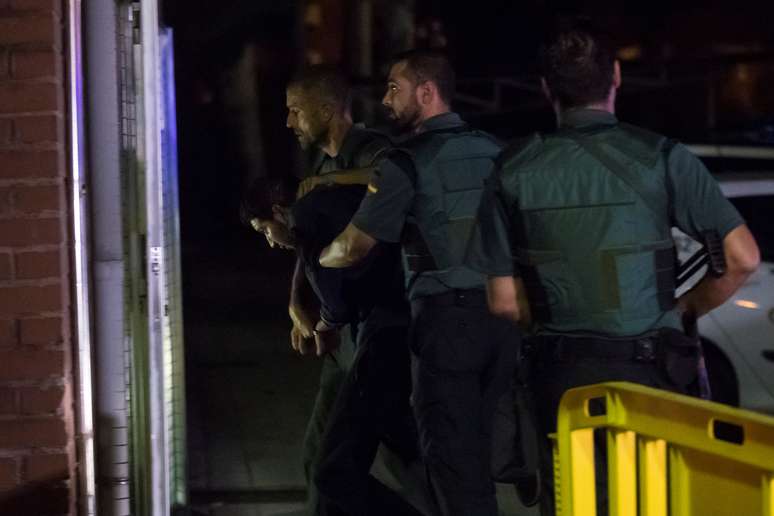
[
  {"xmin": 310, "ymin": 124, "xmax": 392, "ymax": 177},
  {"xmin": 466, "ymin": 108, "xmax": 744, "ymax": 335}
]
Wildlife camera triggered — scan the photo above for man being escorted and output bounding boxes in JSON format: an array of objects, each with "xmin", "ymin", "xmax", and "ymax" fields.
[
  {"xmin": 320, "ymin": 50, "xmax": 519, "ymax": 516},
  {"xmin": 465, "ymin": 19, "xmax": 760, "ymax": 515}
]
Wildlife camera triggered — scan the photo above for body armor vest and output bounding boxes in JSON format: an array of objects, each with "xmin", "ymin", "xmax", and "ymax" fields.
[
  {"xmin": 499, "ymin": 123, "xmax": 677, "ymax": 336},
  {"xmin": 401, "ymin": 128, "xmax": 502, "ymax": 299}
]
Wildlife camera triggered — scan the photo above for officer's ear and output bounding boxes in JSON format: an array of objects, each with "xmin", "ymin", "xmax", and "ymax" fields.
[
  {"xmin": 417, "ymin": 80, "xmax": 435, "ymax": 107},
  {"xmin": 318, "ymin": 102, "xmax": 334, "ymax": 123}
]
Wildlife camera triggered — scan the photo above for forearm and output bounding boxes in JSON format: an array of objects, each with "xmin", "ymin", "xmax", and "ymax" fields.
[
  {"xmin": 328, "ymin": 167, "xmax": 375, "ymax": 186},
  {"xmin": 289, "ymin": 258, "xmax": 316, "ymax": 309},
  {"xmin": 678, "ymin": 268, "xmax": 752, "ymax": 318},
  {"xmin": 319, "ymin": 239, "xmax": 355, "ymax": 268},
  {"xmin": 678, "ymin": 224, "xmax": 760, "ymax": 319},
  {"xmin": 319, "ymin": 223, "xmax": 376, "ymax": 269}
]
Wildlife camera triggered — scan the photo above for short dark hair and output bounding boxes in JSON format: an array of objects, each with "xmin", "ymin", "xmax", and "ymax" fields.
[
  {"xmin": 287, "ymin": 65, "xmax": 351, "ymax": 114},
  {"xmin": 538, "ymin": 18, "xmax": 617, "ymax": 109},
  {"xmin": 239, "ymin": 176, "xmax": 298, "ymax": 226},
  {"xmin": 392, "ymin": 49, "xmax": 455, "ymax": 105}
]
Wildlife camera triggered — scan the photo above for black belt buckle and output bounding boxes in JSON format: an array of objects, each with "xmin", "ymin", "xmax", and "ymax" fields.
[{"xmin": 633, "ymin": 339, "xmax": 656, "ymax": 362}]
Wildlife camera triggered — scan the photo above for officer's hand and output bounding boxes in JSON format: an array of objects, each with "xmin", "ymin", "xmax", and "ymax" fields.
[
  {"xmin": 296, "ymin": 176, "xmax": 321, "ymax": 200},
  {"xmin": 313, "ymin": 321, "xmax": 341, "ymax": 356},
  {"xmin": 291, "ymin": 325, "xmax": 315, "ymax": 355}
]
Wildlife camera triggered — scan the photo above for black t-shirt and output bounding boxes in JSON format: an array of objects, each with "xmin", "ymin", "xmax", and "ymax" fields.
[{"xmin": 291, "ymin": 185, "xmax": 406, "ymax": 327}]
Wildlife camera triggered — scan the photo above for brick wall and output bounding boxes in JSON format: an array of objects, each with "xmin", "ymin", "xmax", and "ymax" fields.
[{"xmin": 0, "ymin": 0, "xmax": 76, "ymax": 515}]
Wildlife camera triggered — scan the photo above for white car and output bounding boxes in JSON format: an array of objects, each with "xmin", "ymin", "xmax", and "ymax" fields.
[{"xmin": 675, "ymin": 145, "xmax": 774, "ymax": 414}]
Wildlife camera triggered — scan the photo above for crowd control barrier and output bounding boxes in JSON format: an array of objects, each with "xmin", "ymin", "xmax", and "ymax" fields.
[{"xmin": 553, "ymin": 382, "xmax": 774, "ymax": 516}]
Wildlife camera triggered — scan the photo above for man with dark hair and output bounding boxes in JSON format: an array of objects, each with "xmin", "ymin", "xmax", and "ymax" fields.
[
  {"xmin": 275, "ymin": 65, "xmax": 428, "ymax": 515},
  {"xmin": 538, "ymin": 19, "xmax": 616, "ymax": 109},
  {"xmin": 384, "ymin": 49, "xmax": 456, "ymax": 130},
  {"xmin": 319, "ymin": 50, "xmax": 519, "ymax": 516},
  {"xmin": 466, "ymin": 19, "xmax": 760, "ymax": 515}
]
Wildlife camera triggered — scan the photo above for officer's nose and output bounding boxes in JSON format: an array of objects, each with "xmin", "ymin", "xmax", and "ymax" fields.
[
  {"xmin": 286, "ymin": 113, "xmax": 293, "ymax": 128},
  {"xmin": 381, "ymin": 91, "xmax": 391, "ymax": 107}
]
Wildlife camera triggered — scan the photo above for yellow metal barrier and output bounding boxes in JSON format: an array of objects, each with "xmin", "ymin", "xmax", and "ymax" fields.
[{"xmin": 554, "ymin": 382, "xmax": 774, "ymax": 516}]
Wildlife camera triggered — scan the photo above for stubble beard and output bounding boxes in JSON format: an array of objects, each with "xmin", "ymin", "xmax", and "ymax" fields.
[{"xmin": 390, "ymin": 103, "xmax": 421, "ymax": 134}]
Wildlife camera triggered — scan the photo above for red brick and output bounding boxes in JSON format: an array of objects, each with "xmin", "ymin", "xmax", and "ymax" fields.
[
  {"xmin": 0, "ymin": 458, "xmax": 18, "ymax": 491},
  {"xmin": 20, "ymin": 386, "xmax": 62, "ymax": 414},
  {"xmin": 0, "ymin": 118, "xmax": 11, "ymax": 143},
  {"xmin": 0, "ymin": 149, "xmax": 60, "ymax": 179},
  {"xmin": 19, "ymin": 316, "xmax": 60, "ymax": 345},
  {"xmin": 9, "ymin": 0, "xmax": 62, "ymax": 15},
  {"xmin": 0, "ymin": 218, "xmax": 61, "ymax": 246},
  {"xmin": 0, "ymin": 82, "xmax": 60, "ymax": 114},
  {"xmin": 0, "ymin": 284, "xmax": 62, "ymax": 314},
  {"xmin": 11, "ymin": 49, "xmax": 61, "ymax": 80},
  {"xmin": 14, "ymin": 250, "xmax": 59, "ymax": 279},
  {"xmin": 0, "ymin": 188, "xmax": 10, "ymax": 215},
  {"xmin": 0, "ymin": 319, "xmax": 17, "ymax": 346},
  {"xmin": 0, "ymin": 15, "xmax": 60, "ymax": 47},
  {"xmin": 0, "ymin": 252, "xmax": 10, "ymax": 280},
  {"xmin": 14, "ymin": 114, "xmax": 60, "ymax": 143},
  {"xmin": 0, "ymin": 350, "xmax": 63, "ymax": 380},
  {"xmin": 24, "ymin": 453, "xmax": 67, "ymax": 483},
  {"xmin": 0, "ymin": 417, "xmax": 66, "ymax": 447},
  {"xmin": 0, "ymin": 388, "xmax": 17, "ymax": 414},
  {"xmin": 13, "ymin": 185, "xmax": 61, "ymax": 214}
]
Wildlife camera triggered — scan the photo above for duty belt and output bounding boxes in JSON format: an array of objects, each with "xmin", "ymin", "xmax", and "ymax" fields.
[
  {"xmin": 529, "ymin": 333, "xmax": 661, "ymax": 362},
  {"xmin": 410, "ymin": 288, "xmax": 487, "ymax": 313}
]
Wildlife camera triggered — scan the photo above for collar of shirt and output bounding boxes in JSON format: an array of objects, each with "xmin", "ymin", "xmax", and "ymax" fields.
[
  {"xmin": 416, "ymin": 112, "xmax": 465, "ymax": 134},
  {"xmin": 560, "ymin": 108, "xmax": 618, "ymax": 129},
  {"xmin": 314, "ymin": 124, "xmax": 363, "ymax": 175},
  {"xmin": 335, "ymin": 123, "xmax": 367, "ymax": 160}
]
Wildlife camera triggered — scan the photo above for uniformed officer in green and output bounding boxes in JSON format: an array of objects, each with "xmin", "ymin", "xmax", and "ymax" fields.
[
  {"xmin": 319, "ymin": 50, "xmax": 519, "ymax": 516},
  {"xmin": 279, "ymin": 66, "xmax": 397, "ymax": 513},
  {"xmin": 466, "ymin": 20, "xmax": 761, "ymax": 515}
]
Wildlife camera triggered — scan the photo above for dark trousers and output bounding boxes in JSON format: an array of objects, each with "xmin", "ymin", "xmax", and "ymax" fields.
[
  {"xmin": 410, "ymin": 291, "xmax": 520, "ymax": 516},
  {"xmin": 303, "ymin": 331, "xmax": 356, "ymax": 511},
  {"xmin": 314, "ymin": 321, "xmax": 423, "ymax": 516},
  {"xmin": 528, "ymin": 329, "xmax": 701, "ymax": 516}
]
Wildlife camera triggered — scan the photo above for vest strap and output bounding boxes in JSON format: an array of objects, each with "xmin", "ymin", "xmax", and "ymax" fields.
[{"xmin": 565, "ymin": 131, "xmax": 668, "ymax": 221}]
